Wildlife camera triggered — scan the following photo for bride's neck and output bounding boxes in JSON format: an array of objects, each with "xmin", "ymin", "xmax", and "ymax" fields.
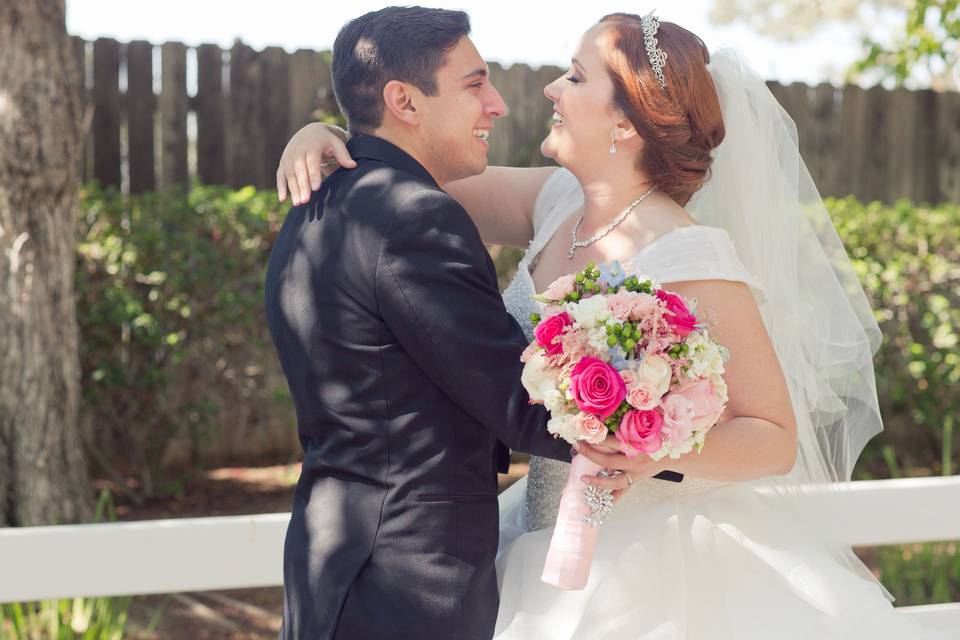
[{"xmin": 576, "ymin": 170, "xmax": 657, "ymax": 227}]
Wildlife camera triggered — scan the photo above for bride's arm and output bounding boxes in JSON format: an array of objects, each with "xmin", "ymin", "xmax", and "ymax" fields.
[
  {"xmin": 578, "ymin": 279, "xmax": 798, "ymax": 485},
  {"xmin": 444, "ymin": 166, "xmax": 558, "ymax": 247},
  {"xmin": 276, "ymin": 123, "xmax": 558, "ymax": 247}
]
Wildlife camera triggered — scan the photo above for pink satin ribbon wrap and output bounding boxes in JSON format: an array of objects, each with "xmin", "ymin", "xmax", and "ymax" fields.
[{"xmin": 540, "ymin": 453, "xmax": 604, "ymax": 590}]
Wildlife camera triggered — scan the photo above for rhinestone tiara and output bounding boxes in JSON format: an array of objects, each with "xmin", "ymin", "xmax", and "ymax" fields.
[{"xmin": 640, "ymin": 11, "xmax": 668, "ymax": 89}]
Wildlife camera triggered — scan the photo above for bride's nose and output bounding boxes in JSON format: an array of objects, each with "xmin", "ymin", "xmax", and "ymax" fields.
[{"xmin": 544, "ymin": 78, "xmax": 560, "ymax": 102}]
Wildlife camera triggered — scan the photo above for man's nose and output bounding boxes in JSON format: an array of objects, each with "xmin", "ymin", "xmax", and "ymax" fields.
[{"xmin": 485, "ymin": 83, "xmax": 508, "ymax": 119}]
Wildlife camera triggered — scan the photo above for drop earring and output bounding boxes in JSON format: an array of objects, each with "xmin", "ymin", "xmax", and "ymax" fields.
[{"xmin": 609, "ymin": 131, "xmax": 617, "ymax": 155}]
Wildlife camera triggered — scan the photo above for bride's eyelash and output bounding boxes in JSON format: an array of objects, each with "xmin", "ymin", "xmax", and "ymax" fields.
[{"xmin": 566, "ymin": 75, "xmax": 582, "ymax": 84}]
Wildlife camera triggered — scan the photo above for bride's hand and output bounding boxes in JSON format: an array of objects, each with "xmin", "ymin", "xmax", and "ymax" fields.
[
  {"xmin": 573, "ymin": 439, "xmax": 673, "ymax": 499},
  {"xmin": 276, "ymin": 122, "xmax": 357, "ymax": 205}
]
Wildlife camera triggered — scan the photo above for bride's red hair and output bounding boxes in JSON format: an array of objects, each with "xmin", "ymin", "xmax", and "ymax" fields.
[{"xmin": 598, "ymin": 14, "xmax": 725, "ymax": 206}]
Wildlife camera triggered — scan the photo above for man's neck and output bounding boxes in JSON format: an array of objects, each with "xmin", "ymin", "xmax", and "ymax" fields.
[{"xmin": 368, "ymin": 127, "xmax": 442, "ymax": 184}]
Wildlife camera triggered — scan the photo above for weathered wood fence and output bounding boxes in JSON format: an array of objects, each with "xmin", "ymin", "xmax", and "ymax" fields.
[{"xmin": 73, "ymin": 37, "xmax": 960, "ymax": 204}]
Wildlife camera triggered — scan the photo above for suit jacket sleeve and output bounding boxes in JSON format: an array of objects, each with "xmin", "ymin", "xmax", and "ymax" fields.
[{"xmin": 376, "ymin": 188, "xmax": 571, "ymax": 463}]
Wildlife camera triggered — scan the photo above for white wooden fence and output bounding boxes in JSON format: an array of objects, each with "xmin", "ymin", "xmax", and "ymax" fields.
[{"xmin": 1, "ymin": 476, "xmax": 959, "ymax": 631}]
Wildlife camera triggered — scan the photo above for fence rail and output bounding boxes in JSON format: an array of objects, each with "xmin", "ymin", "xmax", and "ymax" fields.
[
  {"xmin": 2, "ymin": 476, "xmax": 959, "ymax": 631},
  {"xmin": 72, "ymin": 37, "xmax": 960, "ymax": 204}
]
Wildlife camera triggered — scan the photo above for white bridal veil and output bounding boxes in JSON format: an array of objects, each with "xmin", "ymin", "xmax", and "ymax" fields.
[{"xmin": 687, "ymin": 47, "xmax": 891, "ymax": 599}]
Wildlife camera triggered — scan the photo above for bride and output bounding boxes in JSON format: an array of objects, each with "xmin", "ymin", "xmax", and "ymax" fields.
[{"xmin": 276, "ymin": 12, "xmax": 953, "ymax": 639}]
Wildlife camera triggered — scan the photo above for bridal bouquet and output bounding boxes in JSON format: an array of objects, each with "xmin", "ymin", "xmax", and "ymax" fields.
[{"xmin": 520, "ymin": 261, "xmax": 729, "ymax": 589}]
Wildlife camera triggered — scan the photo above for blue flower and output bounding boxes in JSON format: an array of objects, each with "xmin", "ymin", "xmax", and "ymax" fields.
[
  {"xmin": 609, "ymin": 345, "xmax": 629, "ymax": 370},
  {"xmin": 598, "ymin": 260, "xmax": 628, "ymax": 289}
]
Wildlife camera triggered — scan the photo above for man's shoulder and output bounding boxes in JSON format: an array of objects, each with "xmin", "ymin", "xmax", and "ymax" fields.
[{"xmin": 338, "ymin": 158, "xmax": 460, "ymax": 216}]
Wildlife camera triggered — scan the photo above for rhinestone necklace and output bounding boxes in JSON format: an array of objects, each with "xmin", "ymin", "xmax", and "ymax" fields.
[{"xmin": 568, "ymin": 185, "xmax": 657, "ymax": 259}]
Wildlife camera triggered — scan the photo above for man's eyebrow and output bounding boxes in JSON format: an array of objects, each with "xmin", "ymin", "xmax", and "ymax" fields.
[{"xmin": 461, "ymin": 68, "xmax": 488, "ymax": 81}]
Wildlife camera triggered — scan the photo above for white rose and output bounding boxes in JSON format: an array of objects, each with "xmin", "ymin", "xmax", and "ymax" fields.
[
  {"xmin": 520, "ymin": 351, "xmax": 556, "ymax": 402},
  {"xmin": 639, "ymin": 354, "xmax": 672, "ymax": 397},
  {"xmin": 547, "ymin": 412, "xmax": 580, "ymax": 444},
  {"xmin": 568, "ymin": 295, "xmax": 609, "ymax": 329}
]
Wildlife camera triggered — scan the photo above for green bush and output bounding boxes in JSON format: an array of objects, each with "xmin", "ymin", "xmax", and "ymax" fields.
[
  {"xmin": 76, "ymin": 183, "xmax": 287, "ymax": 496},
  {"xmin": 74, "ymin": 185, "xmax": 958, "ymax": 493},
  {"xmin": 829, "ymin": 197, "xmax": 960, "ymax": 478}
]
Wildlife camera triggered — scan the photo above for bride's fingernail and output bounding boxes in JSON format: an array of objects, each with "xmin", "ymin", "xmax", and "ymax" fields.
[{"xmin": 581, "ymin": 476, "xmax": 591, "ymax": 483}]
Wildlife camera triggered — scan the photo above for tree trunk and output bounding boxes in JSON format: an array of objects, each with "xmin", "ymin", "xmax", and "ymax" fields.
[{"xmin": 0, "ymin": 1, "xmax": 92, "ymax": 526}]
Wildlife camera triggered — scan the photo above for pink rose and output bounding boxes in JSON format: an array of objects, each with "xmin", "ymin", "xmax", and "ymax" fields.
[
  {"xmin": 576, "ymin": 413, "xmax": 608, "ymax": 444},
  {"xmin": 535, "ymin": 312, "xmax": 573, "ymax": 356},
  {"xmin": 619, "ymin": 369, "xmax": 639, "ymax": 389},
  {"xmin": 656, "ymin": 290, "xmax": 698, "ymax": 337},
  {"xmin": 616, "ymin": 409, "xmax": 663, "ymax": 457},
  {"xmin": 606, "ymin": 291, "xmax": 637, "ymax": 322},
  {"xmin": 673, "ymin": 379, "xmax": 724, "ymax": 431},
  {"xmin": 660, "ymin": 393, "xmax": 694, "ymax": 445},
  {"xmin": 544, "ymin": 274, "xmax": 577, "ymax": 300},
  {"xmin": 570, "ymin": 357, "xmax": 627, "ymax": 420},
  {"xmin": 627, "ymin": 380, "xmax": 660, "ymax": 411}
]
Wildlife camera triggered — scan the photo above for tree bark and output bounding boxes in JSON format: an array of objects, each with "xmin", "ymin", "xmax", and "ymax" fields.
[{"xmin": 0, "ymin": 0, "xmax": 92, "ymax": 526}]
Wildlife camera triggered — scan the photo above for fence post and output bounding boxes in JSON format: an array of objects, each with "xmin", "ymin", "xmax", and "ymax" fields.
[
  {"xmin": 196, "ymin": 44, "xmax": 226, "ymax": 185},
  {"xmin": 92, "ymin": 37, "xmax": 121, "ymax": 189},
  {"xmin": 160, "ymin": 42, "xmax": 188, "ymax": 189},
  {"xmin": 126, "ymin": 40, "xmax": 156, "ymax": 194}
]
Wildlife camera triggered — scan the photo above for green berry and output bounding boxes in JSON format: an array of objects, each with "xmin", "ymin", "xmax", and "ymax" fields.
[{"xmin": 607, "ymin": 335, "xmax": 618, "ymax": 347}]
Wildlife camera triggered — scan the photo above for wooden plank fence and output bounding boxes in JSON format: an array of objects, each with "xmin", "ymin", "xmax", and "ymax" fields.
[{"xmin": 72, "ymin": 37, "xmax": 960, "ymax": 204}]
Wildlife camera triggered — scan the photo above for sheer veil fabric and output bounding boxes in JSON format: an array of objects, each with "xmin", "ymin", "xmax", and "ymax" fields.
[{"xmin": 686, "ymin": 47, "xmax": 890, "ymax": 599}]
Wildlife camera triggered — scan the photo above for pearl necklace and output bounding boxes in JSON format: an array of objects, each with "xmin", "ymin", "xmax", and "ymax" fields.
[{"xmin": 568, "ymin": 186, "xmax": 657, "ymax": 259}]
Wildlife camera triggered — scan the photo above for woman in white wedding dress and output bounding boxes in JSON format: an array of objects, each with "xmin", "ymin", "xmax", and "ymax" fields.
[{"xmin": 277, "ymin": 12, "xmax": 954, "ymax": 640}]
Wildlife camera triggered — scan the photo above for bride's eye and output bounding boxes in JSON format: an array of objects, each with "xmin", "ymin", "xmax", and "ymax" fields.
[{"xmin": 566, "ymin": 75, "xmax": 582, "ymax": 84}]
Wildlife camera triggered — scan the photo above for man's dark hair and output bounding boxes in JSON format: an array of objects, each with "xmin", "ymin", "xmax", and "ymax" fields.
[{"xmin": 331, "ymin": 6, "xmax": 471, "ymax": 133}]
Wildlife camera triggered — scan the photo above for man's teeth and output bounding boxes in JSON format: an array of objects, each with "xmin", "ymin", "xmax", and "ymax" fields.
[
  {"xmin": 552, "ymin": 112, "xmax": 564, "ymax": 124},
  {"xmin": 473, "ymin": 129, "xmax": 490, "ymax": 141}
]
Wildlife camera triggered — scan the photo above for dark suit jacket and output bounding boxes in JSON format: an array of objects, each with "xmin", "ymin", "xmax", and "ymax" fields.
[{"xmin": 264, "ymin": 134, "xmax": 575, "ymax": 640}]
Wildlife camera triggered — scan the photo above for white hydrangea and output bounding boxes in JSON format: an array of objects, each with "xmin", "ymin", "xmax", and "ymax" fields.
[
  {"xmin": 546, "ymin": 412, "xmax": 580, "ymax": 443},
  {"xmin": 543, "ymin": 388, "xmax": 567, "ymax": 414},
  {"xmin": 685, "ymin": 331, "xmax": 726, "ymax": 380},
  {"xmin": 567, "ymin": 295, "xmax": 609, "ymax": 329},
  {"xmin": 585, "ymin": 326, "xmax": 612, "ymax": 357}
]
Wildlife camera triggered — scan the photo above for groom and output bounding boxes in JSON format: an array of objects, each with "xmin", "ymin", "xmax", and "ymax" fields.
[{"xmin": 263, "ymin": 7, "xmax": 573, "ymax": 639}]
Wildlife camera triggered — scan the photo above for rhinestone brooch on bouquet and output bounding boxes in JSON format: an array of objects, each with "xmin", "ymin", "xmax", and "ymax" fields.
[{"xmin": 583, "ymin": 469, "xmax": 617, "ymax": 526}]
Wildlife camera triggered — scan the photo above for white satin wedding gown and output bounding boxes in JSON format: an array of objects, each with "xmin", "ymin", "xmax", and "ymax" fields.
[{"xmin": 495, "ymin": 168, "xmax": 955, "ymax": 639}]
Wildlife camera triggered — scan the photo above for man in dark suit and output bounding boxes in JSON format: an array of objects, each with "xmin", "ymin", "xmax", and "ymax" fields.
[{"xmin": 263, "ymin": 7, "xmax": 573, "ymax": 639}]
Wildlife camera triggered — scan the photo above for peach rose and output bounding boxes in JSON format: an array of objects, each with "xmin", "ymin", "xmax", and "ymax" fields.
[
  {"xmin": 627, "ymin": 380, "xmax": 661, "ymax": 411},
  {"xmin": 576, "ymin": 413, "xmax": 608, "ymax": 444}
]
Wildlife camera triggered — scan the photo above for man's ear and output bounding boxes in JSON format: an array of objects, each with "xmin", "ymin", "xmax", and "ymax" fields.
[{"xmin": 382, "ymin": 80, "xmax": 420, "ymax": 126}]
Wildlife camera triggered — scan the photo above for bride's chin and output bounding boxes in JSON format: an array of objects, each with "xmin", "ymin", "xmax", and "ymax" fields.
[{"xmin": 540, "ymin": 138, "xmax": 558, "ymax": 160}]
